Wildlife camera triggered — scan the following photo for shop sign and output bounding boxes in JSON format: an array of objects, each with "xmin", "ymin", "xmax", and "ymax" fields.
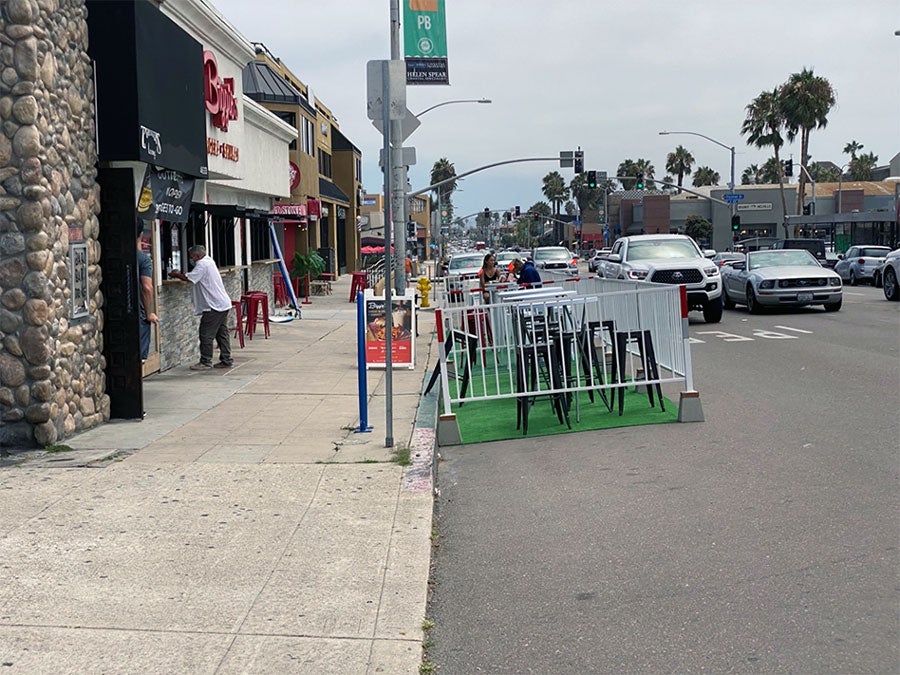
[
  {"xmin": 363, "ymin": 289, "xmax": 416, "ymax": 369},
  {"xmin": 289, "ymin": 161, "xmax": 301, "ymax": 191},
  {"xmin": 273, "ymin": 203, "xmax": 307, "ymax": 216},
  {"xmin": 207, "ymin": 137, "xmax": 239, "ymax": 161},
  {"xmin": 306, "ymin": 198, "xmax": 321, "ymax": 220},
  {"xmin": 69, "ymin": 242, "xmax": 89, "ymax": 319},
  {"xmin": 136, "ymin": 166, "xmax": 196, "ymax": 223},
  {"xmin": 203, "ymin": 50, "xmax": 238, "ymax": 131},
  {"xmin": 738, "ymin": 202, "xmax": 773, "ymax": 211}
]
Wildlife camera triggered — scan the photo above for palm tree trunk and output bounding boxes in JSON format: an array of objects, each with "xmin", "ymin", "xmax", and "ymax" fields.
[{"xmin": 796, "ymin": 130, "xmax": 809, "ymax": 216}]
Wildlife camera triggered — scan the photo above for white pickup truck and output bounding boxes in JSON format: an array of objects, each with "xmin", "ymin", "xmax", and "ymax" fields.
[{"xmin": 599, "ymin": 234, "xmax": 723, "ymax": 323}]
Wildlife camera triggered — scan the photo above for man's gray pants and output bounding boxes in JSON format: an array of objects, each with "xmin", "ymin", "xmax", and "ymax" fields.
[{"xmin": 198, "ymin": 309, "xmax": 232, "ymax": 366}]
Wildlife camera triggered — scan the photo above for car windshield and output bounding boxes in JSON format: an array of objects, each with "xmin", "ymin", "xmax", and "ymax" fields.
[
  {"xmin": 748, "ymin": 250, "xmax": 819, "ymax": 270},
  {"xmin": 859, "ymin": 248, "xmax": 889, "ymax": 258},
  {"xmin": 627, "ymin": 240, "xmax": 699, "ymax": 261},
  {"xmin": 533, "ymin": 248, "xmax": 571, "ymax": 262},
  {"xmin": 495, "ymin": 253, "xmax": 518, "ymax": 265},
  {"xmin": 448, "ymin": 254, "xmax": 483, "ymax": 271}
]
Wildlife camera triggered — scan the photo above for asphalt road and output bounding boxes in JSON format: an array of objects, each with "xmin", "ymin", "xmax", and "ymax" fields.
[{"xmin": 427, "ymin": 283, "xmax": 899, "ymax": 673}]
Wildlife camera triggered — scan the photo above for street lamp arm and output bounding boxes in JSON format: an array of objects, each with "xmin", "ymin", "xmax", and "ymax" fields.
[
  {"xmin": 408, "ymin": 157, "xmax": 559, "ymax": 197},
  {"xmin": 414, "ymin": 98, "xmax": 491, "ymax": 117},
  {"xmin": 615, "ymin": 175, "xmax": 731, "ymax": 206},
  {"xmin": 659, "ymin": 130, "xmax": 733, "ymax": 152}
]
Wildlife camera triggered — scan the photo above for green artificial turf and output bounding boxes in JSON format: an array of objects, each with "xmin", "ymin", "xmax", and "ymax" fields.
[{"xmin": 452, "ymin": 387, "xmax": 678, "ymax": 444}]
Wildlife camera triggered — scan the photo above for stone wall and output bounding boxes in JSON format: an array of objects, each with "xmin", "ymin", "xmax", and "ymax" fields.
[{"xmin": 0, "ymin": 0, "xmax": 106, "ymax": 448}]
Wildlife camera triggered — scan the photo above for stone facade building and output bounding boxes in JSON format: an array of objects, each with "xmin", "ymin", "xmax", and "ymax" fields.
[{"xmin": 1, "ymin": 0, "xmax": 107, "ymax": 448}]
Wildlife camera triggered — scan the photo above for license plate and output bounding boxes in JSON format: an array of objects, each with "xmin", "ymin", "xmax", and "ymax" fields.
[{"xmin": 797, "ymin": 292, "xmax": 814, "ymax": 303}]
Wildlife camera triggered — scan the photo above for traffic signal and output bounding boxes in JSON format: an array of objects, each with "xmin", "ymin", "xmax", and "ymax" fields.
[
  {"xmin": 802, "ymin": 203, "xmax": 811, "ymax": 216},
  {"xmin": 407, "ymin": 221, "xmax": 416, "ymax": 238},
  {"xmin": 587, "ymin": 170, "xmax": 597, "ymax": 189},
  {"xmin": 574, "ymin": 150, "xmax": 584, "ymax": 174},
  {"xmin": 731, "ymin": 214, "xmax": 741, "ymax": 231},
  {"xmin": 635, "ymin": 173, "xmax": 644, "ymax": 190},
  {"xmin": 514, "ymin": 205, "xmax": 520, "ymax": 217},
  {"xmin": 504, "ymin": 211, "xmax": 511, "ymax": 222},
  {"xmin": 784, "ymin": 158, "xmax": 793, "ymax": 176}
]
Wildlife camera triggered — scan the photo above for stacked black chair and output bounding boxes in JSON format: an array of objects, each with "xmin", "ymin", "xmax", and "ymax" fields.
[
  {"xmin": 613, "ymin": 329, "xmax": 664, "ymax": 416},
  {"xmin": 514, "ymin": 309, "xmax": 571, "ymax": 435}
]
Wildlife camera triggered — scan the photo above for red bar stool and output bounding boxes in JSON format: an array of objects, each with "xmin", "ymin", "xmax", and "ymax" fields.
[
  {"xmin": 349, "ymin": 271, "xmax": 367, "ymax": 303},
  {"xmin": 242, "ymin": 291, "xmax": 270, "ymax": 340},
  {"xmin": 231, "ymin": 300, "xmax": 245, "ymax": 349},
  {"xmin": 273, "ymin": 275, "xmax": 289, "ymax": 307}
]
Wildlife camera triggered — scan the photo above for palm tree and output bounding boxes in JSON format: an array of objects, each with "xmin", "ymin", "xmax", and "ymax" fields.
[
  {"xmin": 759, "ymin": 157, "xmax": 782, "ymax": 184},
  {"xmin": 741, "ymin": 87, "xmax": 789, "ymax": 222},
  {"xmin": 843, "ymin": 139, "xmax": 863, "ymax": 161},
  {"xmin": 809, "ymin": 162, "xmax": 840, "ymax": 182},
  {"xmin": 780, "ymin": 68, "xmax": 836, "ymax": 214},
  {"xmin": 430, "ymin": 158, "xmax": 457, "ymax": 221},
  {"xmin": 616, "ymin": 159, "xmax": 638, "ymax": 189},
  {"xmin": 569, "ymin": 173, "xmax": 602, "ymax": 217},
  {"xmin": 692, "ymin": 166, "xmax": 720, "ymax": 187},
  {"xmin": 665, "ymin": 145, "xmax": 695, "ymax": 191},
  {"xmin": 541, "ymin": 171, "xmax": 569, "ymax": 215},
  {"xmin": 849, "ymin": 151, "xmax": 878, "ymax": 180},
  {"xmin": 741, "ymin": 164, "xmax": 761, "ymax": 185}
]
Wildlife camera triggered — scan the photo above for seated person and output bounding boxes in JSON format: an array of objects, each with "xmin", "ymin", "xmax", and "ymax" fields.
[{"xmin": 517, "ymin": 257, "xmax": 542, "ymax": 286}]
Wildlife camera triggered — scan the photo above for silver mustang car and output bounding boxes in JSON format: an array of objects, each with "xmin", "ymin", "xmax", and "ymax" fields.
[{"xmin": 721, "ymin": 249, "xmax": 842, "ymax": 313}]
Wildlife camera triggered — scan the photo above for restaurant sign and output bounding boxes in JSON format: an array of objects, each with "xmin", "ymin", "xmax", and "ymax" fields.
[
  {"xmin": 203, "ymin": 50, "xmax": 238, "ymax": 131},
  {"xmin": 363, "ymin": 289, "xmax": 416, "ymax": 369}
]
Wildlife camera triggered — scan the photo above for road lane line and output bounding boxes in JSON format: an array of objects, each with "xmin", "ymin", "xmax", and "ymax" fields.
[{"xmin": 774, "ymin": 325, "xmax": 813, "ymax": 334}]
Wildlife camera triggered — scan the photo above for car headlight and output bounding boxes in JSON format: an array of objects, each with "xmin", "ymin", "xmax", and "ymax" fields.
[
  {"xmin": 626, "ymin": 269, "xmax": 649, "ymax": 280},
  {"xmin": 759, "ymin": 280, "xmax": 775, "ymax": 289},
  {"xmin": 703, "ymin": 266, "xmax": 719, "ymax": 277},
  {"xmin": 829, "ymin": 278, "xmax": 842, "ymax": 287}
]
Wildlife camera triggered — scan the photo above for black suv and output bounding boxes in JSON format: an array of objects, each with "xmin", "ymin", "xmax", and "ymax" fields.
[{"xmin": 770, "ymin": 239, "xmax": 826, "ymax": 264}]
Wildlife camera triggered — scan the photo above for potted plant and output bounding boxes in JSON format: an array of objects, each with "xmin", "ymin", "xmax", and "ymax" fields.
[{"xmin": 291, "ymin": 250, "xmax": 326, "ymax": 296}]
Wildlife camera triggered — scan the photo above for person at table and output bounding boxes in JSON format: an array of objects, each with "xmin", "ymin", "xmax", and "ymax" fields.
[
  {"xmin": 517, "ymin": 257, "xmax": 542, "ymax": 287},
  {"xmin": 477, "ymin": 252, "xmax": 502, "ymax": 301},
  {"xmin": 503, "ymin": 258, "xmax": 524, "ymax": 282}
]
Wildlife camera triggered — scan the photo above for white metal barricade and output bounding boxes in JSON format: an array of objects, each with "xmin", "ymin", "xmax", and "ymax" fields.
[{"xmin": 432, "ymin": 278, "xmax": 691, "ymax": 423}]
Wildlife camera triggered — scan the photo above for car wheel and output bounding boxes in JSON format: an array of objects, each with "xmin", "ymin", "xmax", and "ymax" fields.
[
  {"xmin": 873, "ymin": 271, "xmax": 882, "ymax": 288},
  {"xmin": 746, "ymin": 284, "xmax": 762, "ymax": 314},
  {"xmin": 884, "ymin": 267, "xmax": 900, "ymax": 301},
  {"xmin": 722, "ymin": 288, "xmax": 735, "ymax": 310},
  {"xmin": 823, "ymin": 299, "xmax": 842, "ymax": 312},
  {"xmin": 703, "ymin": 295, "xmax": 723, "ymax": 323},
  {"xmin": 849, "ymin": 270, "xmax": 857, "ymax": 286}
]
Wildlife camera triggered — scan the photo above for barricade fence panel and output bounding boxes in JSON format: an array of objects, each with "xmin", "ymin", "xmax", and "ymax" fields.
[{"xmin": 434, "ymin": 279, "xmax": 690, "ymax": 415}]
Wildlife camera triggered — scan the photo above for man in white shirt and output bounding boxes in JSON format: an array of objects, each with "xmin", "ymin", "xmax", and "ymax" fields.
[{"xmin": 169, "ymin": 245, "xmax": 233, "ymax": 370}]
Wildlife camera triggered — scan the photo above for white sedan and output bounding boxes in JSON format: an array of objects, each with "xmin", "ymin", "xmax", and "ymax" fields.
[{"xmin": 721, "ymin": 249, "xmax": 843, "ymax": 313}]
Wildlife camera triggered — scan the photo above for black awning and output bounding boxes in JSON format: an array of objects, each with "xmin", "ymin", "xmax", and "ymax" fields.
[
  {"xmin": 196, "ymin": 203, "xmax": 246, "ymax": 218},
  {"xmin": 319, "ymin": 178, "xmax": 350, "ymax": 205},
  {"xmin": 242, "ymin": 62, "xmax": 316, "ymax": 115}
]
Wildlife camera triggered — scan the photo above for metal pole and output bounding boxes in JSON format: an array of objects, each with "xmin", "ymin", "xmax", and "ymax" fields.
[
  {"xmin": 380, "ymin": 59, "xmax": 394, "ymax": 448},
  {"xmin": 390, "ymin": 0, "xmax": 406, "ymax": 296}
]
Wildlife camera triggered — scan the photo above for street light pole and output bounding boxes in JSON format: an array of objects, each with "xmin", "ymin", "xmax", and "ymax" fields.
[
  {"xmin": 659, "ymin": 130, "xmax": 736, "ymax": 220},
  {"xmin": 415, "ymin": 98, "xmax": 491, "ymax": 117}
]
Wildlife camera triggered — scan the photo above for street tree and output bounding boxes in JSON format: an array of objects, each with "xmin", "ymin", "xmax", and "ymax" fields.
[
  {"xmin": 569, "ymin": 173, "xmax": 602, "ymax": 217},
  {"xmin": 758, "ymin": 157, "xmax": 782, "ymax": 184},
  {"xmin": 741, "ymin": 164, "xmax": 762, "ymax": 185},
  {"xmin": 665, "ymin": 145, "xmax": 695, "ymax": 191},
  {"xmin": 684, "ymin": 214, "xmax": 713, "ymax": 245},
  {"xmin": 541, "ymin": 171, "xmax": 569, "ymax": 215},
  {"xmin": 849, "ymin": 151, "xmax": 879, "ymax": 180},
  {"xmin": 430, "ymin": 158, "xmax": 457, "ymax": 221},
  {"xmin": 843, "ymin": 139, "xmax": 863, "ymax": 161},
  {"xmin": 809, "ymin": 161, "xmax": 840, "ymax": 182},
  {"xmin": 780, "ymin": 68, "xmax": 836, "ymax": 214},
  {"xmin": 692, "ymin": 166, "xmax": 720, "ymax": 187},
  {"xmin": 741, "ymin": 87, "xmax": 789, "ymax": 222}
]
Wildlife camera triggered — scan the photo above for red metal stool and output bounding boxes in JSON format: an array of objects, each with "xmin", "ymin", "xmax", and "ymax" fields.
[
  {"xmin": 273, "ymin": 275, "xmax": 289, "ymax": 307},
  {"xmin": 349, "ymin": 271, "xmax": 367, "ymax": 303},
  {"xmin": 242, "ymin": 292, "xmax": 270, "ymax": 340},
  {"xmin": 231, "ymin": 300, "xmax": 245, "ymax": 349}
]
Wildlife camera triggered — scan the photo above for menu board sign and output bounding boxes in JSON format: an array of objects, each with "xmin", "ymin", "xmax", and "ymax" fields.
[{"xmin": 363, "ymin": 289, "xmax": 416, "ymax": 369}]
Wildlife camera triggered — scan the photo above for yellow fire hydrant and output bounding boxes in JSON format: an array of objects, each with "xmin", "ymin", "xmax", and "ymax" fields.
[{"xmin": 417, "ymin": 276, "xmax": 432, "ymax": 308}]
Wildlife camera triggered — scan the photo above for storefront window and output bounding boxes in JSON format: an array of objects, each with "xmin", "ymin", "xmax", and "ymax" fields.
[
  {"xmin": 211, "ymin": 215, "xmax": 237, "ymax": 267},
  {"xmin": 160, "ymin": 210, "xmax": 206, "ymax": 274},
  {"xmin": 249, "ymin": 219, "xmax": 272, "ymax": 261}
]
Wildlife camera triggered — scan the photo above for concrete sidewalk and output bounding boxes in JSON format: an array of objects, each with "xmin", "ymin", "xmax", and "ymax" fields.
[{"xmin": 0, "ymin": 274, "xmax": 439, "ymax": 674}]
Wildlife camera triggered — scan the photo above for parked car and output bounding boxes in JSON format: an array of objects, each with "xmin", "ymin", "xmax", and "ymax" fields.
[
  {"xmin": 531, "ymin": 246, "xmax": 578, "ymax": 275},
  {"xmin": 495, "ymin": 250, "xmax": 520, "ymax": 271},
  {"xmin": 598, "ymin": 234, "xmax": 723, "ymax": 323},
  {"xmin": 833, "ymin": 245, "xmax": 892, "ymax": 285},
  {"xmin": 721, "ymin": 249, "xmax": 842, "ymax": 313},
  {"xmin": 770, "ymin": 238, "xmax": 827, "ymax": 265},
  {"xmin": 877, "ymin": 248, "xmax": 900, "ymax": 300},
  {"xmin": 588, "ymin": 248, "xmax": 612, "ymax": 273},
  {"xmin": 711, "ymin": 252, "xmax": 745, "ymax": 268}
]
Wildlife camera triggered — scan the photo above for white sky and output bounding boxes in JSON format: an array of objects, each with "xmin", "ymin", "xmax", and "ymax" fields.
[{"xmin": 211, "ymin": 0, "xmax": 900, "ymax": 221}]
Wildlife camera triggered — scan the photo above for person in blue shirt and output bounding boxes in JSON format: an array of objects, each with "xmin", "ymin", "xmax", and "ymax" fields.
[{"xmin": 517, "ymin": 258, "xmax": 542, "ymax": 286}]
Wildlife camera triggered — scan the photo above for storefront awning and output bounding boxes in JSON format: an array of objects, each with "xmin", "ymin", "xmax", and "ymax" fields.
[{"xmin": 319, "ymin": 178, "xmax": 350, "ymax": 205}]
